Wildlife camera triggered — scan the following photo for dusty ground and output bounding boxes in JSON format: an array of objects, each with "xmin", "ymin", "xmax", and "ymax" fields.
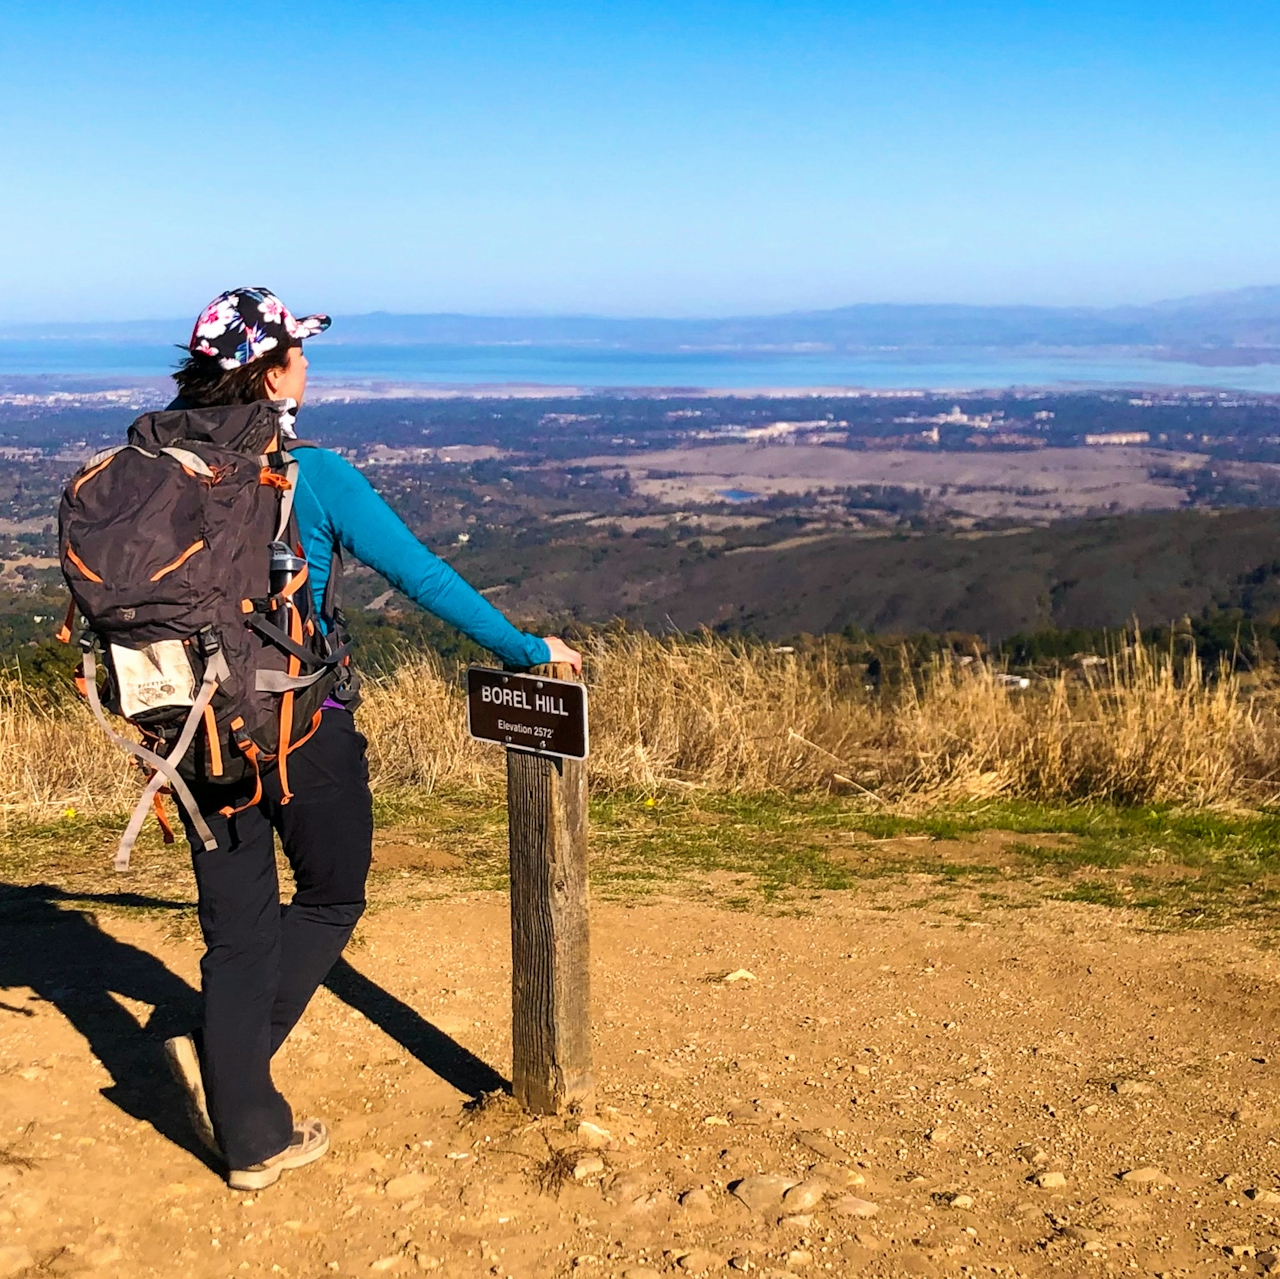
[{"xmin": 5, "ymin": 842, "xmax": 1280, "ymax": 1279}]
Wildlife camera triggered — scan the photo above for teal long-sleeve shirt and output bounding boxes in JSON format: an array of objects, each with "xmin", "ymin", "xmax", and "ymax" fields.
[{"xmin": 290, "ymin": 445, "xmax": 551, "ymax": 669}]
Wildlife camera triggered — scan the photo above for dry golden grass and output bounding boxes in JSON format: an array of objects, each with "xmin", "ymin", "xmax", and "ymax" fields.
[
  {"xmin": 878, "ymin": 641, "xmax": 1273, "ymax": 807},
  {"xmin": 4, "ymin": 630, "xmax": 1279, "ymax": 824},
  {"xmin": 0, "ymin": 680, "xmax": 138, "ymax": 826}
]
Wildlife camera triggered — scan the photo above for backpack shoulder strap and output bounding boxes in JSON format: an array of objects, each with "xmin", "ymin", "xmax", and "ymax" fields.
[
  {"xmin": 275, "ymin": 454, "xmax": 300, "ymax": 542},
  {"xmin": 275, "ymin": 437, "xmax": 323, "ymax": 540}
]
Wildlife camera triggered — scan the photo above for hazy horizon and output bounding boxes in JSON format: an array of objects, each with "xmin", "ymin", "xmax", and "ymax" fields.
[{"xmin": 4, "ymin": 282, "xmax": 1280, "ymax": 335}]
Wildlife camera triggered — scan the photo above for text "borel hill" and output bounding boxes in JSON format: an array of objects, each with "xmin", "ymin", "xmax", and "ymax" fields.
[{"xmin": 466, "ymin": 667, "xmax": 589, "ymax": 761}]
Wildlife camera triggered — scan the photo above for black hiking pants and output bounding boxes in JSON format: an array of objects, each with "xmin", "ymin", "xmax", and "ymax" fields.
[{"xmin": 180, "ymin": 708, "xmax": 373, "ymax": 1170}]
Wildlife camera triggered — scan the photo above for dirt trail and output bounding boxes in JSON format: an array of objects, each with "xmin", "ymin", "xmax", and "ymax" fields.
[{"xmin": 3, "ymin": 889, "xmax": 1280, "ymax": 1278}]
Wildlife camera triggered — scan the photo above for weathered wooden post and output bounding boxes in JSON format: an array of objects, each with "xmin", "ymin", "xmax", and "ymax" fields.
[{"xmin": 465, "ymin": 662, "xmax": 592, "ymax": 1114}]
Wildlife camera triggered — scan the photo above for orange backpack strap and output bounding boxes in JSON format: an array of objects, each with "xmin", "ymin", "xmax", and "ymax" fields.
[
  {"xmin": 202, "ymin": 704, "xmax": 224, "ymax": 778},
  {"xmin": 151, "ymin": 789, "xmax": 176, "ymax": 845},
  {"xmin": 55, "ymin": 598, "xmax": 77, "ymax": 644},
  {"xmin": 276, "ymin": 601, "xmax": 305, "ymax": 805},
  {"xmin": 218, "ymin": 732, "xmax": 264, "ymax": 819}
]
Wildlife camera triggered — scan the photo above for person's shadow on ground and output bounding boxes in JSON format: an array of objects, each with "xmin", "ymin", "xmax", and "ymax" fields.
[
  {"xmin": 0, "ymin": 882, "xmax": 509, "ymax": 1161},
  {"xmin": 0, "ymin": 881, "xmax": 214, "ymax": 1166}
]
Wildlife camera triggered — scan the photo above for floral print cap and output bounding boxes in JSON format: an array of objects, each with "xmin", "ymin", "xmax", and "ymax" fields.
[{"xmin": 189, "ymin": 287, "xmax": 331, "ymax": 371}]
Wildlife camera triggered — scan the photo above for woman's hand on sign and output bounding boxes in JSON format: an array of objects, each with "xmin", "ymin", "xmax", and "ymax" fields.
[{"xmin": 542, "ymin": 636, "xmax": 582, "ymax": 673}]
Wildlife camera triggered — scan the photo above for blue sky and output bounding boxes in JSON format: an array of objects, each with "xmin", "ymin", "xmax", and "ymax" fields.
[{"xmin": 1, "ymin": 1, "xmax": 1277, "ymax": 321}]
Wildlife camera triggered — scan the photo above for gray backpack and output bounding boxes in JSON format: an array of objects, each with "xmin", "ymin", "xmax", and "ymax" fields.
[{"xmin": 58, "ymin": 400, "xmax": 358, "ymax": 869}]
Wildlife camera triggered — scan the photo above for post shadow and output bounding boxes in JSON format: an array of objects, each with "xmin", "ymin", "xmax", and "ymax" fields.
[{"xmin": 323, "ymin": 956, "xmax": 509, "ymax": 1098}]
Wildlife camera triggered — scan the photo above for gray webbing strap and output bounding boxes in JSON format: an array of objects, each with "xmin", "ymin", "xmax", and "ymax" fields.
[
  {"xmin": 274, "ymin": 458, "xmax": 299, "ymax": 542},
  {"xmin": 82, "ymin": 648, "xmax": 225, "ymax": 869},
  {"xmin": 159, "ymin": 446, "xmax": 215, "ymax": 478},
  {"xmin": 111, "ymin": 650, "xmax": 228, "ymax": 868},
  {"xmin": 255, "ymin": 667, "xmax": 332, "ymax": 693}
]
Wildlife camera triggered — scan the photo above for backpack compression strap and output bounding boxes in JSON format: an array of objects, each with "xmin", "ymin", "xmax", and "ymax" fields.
[{"xmin": 80, "ymin": 645, "xmax": 229, "ymax": 869}]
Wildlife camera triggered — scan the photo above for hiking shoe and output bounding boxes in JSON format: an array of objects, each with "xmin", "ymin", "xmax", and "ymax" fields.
[
  {"xmin": 227, "ymin": 1119, "xmax": 330, "ymax": 1191},
  {"xmin": 163, "ymin": 1033, "xmax": 218, "ymax": 1155}
]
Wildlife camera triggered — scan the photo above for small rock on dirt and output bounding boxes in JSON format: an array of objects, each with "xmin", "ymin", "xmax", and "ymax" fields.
[
  {"xmin": 948, "ymin": 1193, "xmax": 975, "ymax": 1209},
  {"xmin": 384, "ymin": 1171, "xmax": 437, "ymax": 1201},
  {"xmin": 577, "ymin": 1121, "xmax": 612, "ymax": 1148},
  {"xmin": 678, "ymin": 1249, "xmax": 725, "ymax": 1273},
  {"xmin": 721, "ymin": 969, "xmax": 756, "ymax": 983},
  {"xmin": 926, "ymin": 1126, "xmax": 955, "ymax": 1144},
  {"xmin": 611, "ymin": 1170, "xmax": 648, "ymax": 1201},
  {"xmin": 809, "ymin": 1159, "xmax": 863, "ymax": 1187},
  {"xmin": 796, "ymin": 1131, "xmax": 848, "ymax": 1161},
  {"xmin": 370, "ymin": 1257, "xmax": 405, "ymax": 1273},
  {"xmin": 1061, "ymin": 1225, "xmax": 1103, "ymax": 1244},
  {"xmin": 0, "ymin": 1247, "xmax": 34, "ymax": 1279},
  {"xmin": 786, "ymin": 1249, "xmax": 813, "ymax": 1269},
  {"xmin": 573, "ymin": 1155, "xmax": 606, "ymax": 1180},
  {"xmin": 622, "ymin": 1270, "xmax": 663, "ymax": 1279},
  {"xmin": 1248, "ymin": 1188, "xmax": 1280, "ymax": 1204},
  {"xmin": 680, "ymin": 1187, "xmax": 714, "ymax": 1213},
  {"xmin": 780, "ymin": 1213, "xmax": 815, "ymax": 1228},
  {"xmin": 781, "ymin": 1178, "xmax": 828, "ymax": 1212},
  {"xmin": 1112, "ymin": 1080, "xmax": 1155, "ymax": 1097},
  {"xmin": 732, "ymin": 1173, "xmax": 796, "ymax": 1212},
  {"xmin": 1034, "ymin": 1171, "xmax": 1067, "ymax": 1188},
  {"xmin": 854, "ymin": 1232, "xmax": 881, "ymax": 1251},
  {"xmin": 831, "ymin": 1194, "xmax": 879, "ymax": 1218},
  {"xmin": 1120, "ymin": 1167, "xmax": 1168, "ymax": 1185}
]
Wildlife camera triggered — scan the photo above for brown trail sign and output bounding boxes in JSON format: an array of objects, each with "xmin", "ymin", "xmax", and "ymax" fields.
[
  {"xmin": 466, "ymin": 664, "xmax": 593, "ymax": 1114},
  {"xmin": 466, "ymin": 667, "xmax": 588, "ymax": 760}
]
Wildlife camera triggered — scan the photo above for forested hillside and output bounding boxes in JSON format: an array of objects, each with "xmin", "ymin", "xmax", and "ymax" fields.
[{"xmin": 449, "ymin": 507, "xmax": 1280, "ymax": 641}]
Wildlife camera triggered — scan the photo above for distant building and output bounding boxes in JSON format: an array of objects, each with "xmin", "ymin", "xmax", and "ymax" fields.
[
  {"xmin": 894, "ymin": 404, "xmax": 1004, "ymax": 429},
  {"xmin": 1084, "ymin": 431, "xmax": 1150, "ymax": 446}
]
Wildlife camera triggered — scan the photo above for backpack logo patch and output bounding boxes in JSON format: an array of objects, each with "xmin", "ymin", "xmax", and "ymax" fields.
[{"xmin": 110, "ymin": 641, "xmax": 196, "ymax": 718}]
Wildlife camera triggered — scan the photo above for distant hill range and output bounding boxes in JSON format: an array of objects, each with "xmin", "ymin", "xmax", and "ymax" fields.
[{"xmin": 7, "ymin": 285, "xmax": 1280, "ymax": 362}]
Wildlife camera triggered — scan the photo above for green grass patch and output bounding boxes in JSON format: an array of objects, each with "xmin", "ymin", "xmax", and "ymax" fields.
[{"xmin": 6, "ymin": 789, "xmax": 1280, "ymax": 927}]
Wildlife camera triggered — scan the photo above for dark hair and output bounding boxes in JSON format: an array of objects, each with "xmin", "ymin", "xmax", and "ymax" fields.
[{"xmin": 171, "ymin": 342, "xmax": 297, "ymax": 407}]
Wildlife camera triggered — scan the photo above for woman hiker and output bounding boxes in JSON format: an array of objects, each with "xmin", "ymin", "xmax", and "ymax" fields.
[{"xmin": 161, "ymin": 287, "xmax": 581, "ymax": 1191}]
